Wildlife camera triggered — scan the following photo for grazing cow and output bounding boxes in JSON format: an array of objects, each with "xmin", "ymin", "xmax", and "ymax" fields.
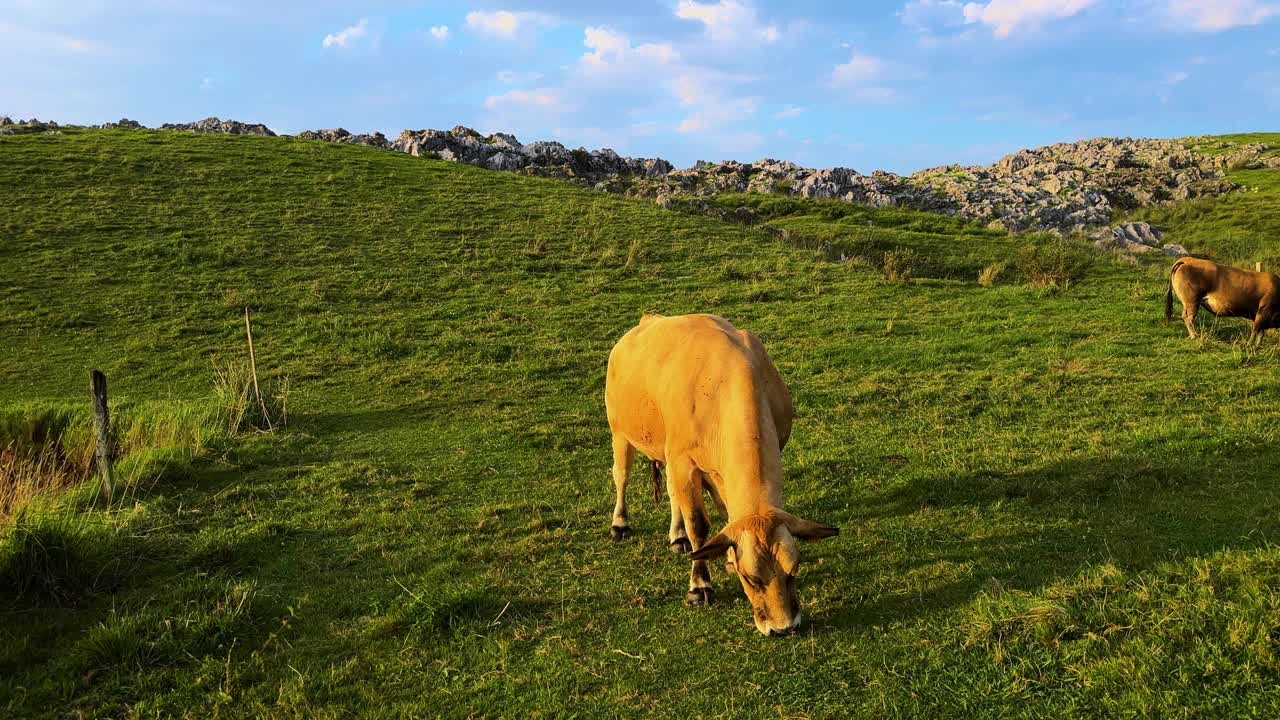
[
  {"xmin": 604, "ymin": 314, "xmax": 838, "ymax": 636},
  {"xmin": 1166, "ymin": 258, "xmax": 1280, "ymax": 339}
]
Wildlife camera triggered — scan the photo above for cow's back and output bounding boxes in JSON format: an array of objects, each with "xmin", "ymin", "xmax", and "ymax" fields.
[{"xmin": 605, "ymin": 314, "xmax": 787, "ymax": 462}]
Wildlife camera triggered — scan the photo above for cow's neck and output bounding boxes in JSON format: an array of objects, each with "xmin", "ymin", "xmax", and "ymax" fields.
[{"xmin": 715, "ymin": 408, "xmax": 784, "ymax": 521}]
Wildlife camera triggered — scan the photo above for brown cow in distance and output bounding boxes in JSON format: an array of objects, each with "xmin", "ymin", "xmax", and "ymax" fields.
[
  {"xmin": 1166, "ymin": 258, "xmax": 1280, "ymax": 339},
  {"xmin": 604, "ymin": 313, "xmax": 838, "ymax": 636}
]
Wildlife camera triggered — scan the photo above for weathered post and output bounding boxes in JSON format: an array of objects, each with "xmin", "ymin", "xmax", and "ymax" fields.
[
  {"xmin": 90, "ymin": 370, "xmax": 115, "ymax": 501},
  {"xmin": 1257, "ymin": 262, "xmax": 1264, "ymax": 273}
]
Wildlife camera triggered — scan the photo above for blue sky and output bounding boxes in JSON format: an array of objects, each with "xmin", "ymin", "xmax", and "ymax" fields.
[{"xmin": 2, "ymin": 1, "xmax": 1277, "ymax": 173}]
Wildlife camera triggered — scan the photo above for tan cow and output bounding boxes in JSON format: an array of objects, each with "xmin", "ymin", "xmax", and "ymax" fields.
[
  {"xmin": 1166, "ymin": 258, "xmax": 1280, "ymax": 338},
  {"xmin": 604, "ymin": 313, "xmax": 838, "ymax": 636}
]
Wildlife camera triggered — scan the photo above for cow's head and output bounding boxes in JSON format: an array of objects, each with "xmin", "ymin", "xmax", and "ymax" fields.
[{"xmin": 691, "ymin": 510, "xmax": 838, "ymax": 636}]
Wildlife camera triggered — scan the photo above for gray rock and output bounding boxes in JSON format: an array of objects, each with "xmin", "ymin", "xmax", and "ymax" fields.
[
  {"xmin": 102, "ymin": 118, "xmax": 143, "ymax": 130},
  {"xmin": 161, "ymin": 117, "xmax": 275, "ymax": 136},
  {"xmin": 486, "ymin": 152, "xmax": 522, "ymax": 172},
  {"xmin": 1110, "ymin": 221, "xmax": 1163, "ymax": 247},
  {"xmin": 1162, "ymin": 244, "xmax": 1190, "ymax": 258},
  {"xmin": 298, "ymin": 128, "xmax": 389, "ymax": 149}
]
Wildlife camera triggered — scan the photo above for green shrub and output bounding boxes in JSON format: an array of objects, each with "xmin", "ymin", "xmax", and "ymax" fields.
[
  {"xmin": 880, "ymin": 248, "xmax": 918, "ymax": 285},
  {"xmin": 978, "ymin": 262, "xmax": 1006, "ymax": 287},
  {"xmin": 1013, "ymin": 238, "xmax": 1096, "ymax": 289}
]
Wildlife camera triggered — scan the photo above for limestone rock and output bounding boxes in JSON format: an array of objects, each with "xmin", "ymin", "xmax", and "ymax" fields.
[{"xmin": 160, "ymin": 117, "xmax": 276, "ymax": 136}]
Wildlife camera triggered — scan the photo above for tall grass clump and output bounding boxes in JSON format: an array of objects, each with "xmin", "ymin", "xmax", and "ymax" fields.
[
  {"xmin": 213, "ymin": 358, "xmax": 289, "ymax": 435},
  {"xmin": 1013, "ymin": 237, "xmax": 1096, "ymax": 290},
  {"xmin": 978, "ymin": 262, "xmax": 1006, "ymax": 288},
  {"xmin": 880, "ymin": 248, "xmax": 918, "ymax": 285}
]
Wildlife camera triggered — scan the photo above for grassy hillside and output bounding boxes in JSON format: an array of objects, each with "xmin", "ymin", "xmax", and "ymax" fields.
[
  {"xmin": 1126, "ymin": 133, "xmax": 1280, "ymax": 265},
  {"xmin": 4, "ymin": 128, "xmax": 1280, "ymax": 718}
]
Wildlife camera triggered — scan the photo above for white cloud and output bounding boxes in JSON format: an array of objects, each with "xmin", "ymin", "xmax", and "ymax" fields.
[
  {"xmin": 465, "ymin": 10, "xmax": 553, "ymax": 40},
  {"xmin": 1162, "ymin": 0, "xmax": 1278, "ymax": 32},
  {"xmin": 961, "ymin": 0, "xmax": 1097, "ymax": 38},
  {"xmin": 0, "ymin": 21, "xmax": 99, "ymax": 53},
  {"xmin": 829, "ymin": 52, "xmax": 900, "ymax": 102},
  {"xmin": 569, "ymin": 27, "xmax": 754, "ymax": 136},
  {"xmin": 1166, "ymin": 70, "xmax": 1190, "ymax": 85},
  {"xmin": 547, "ymin": 122, "xmax": 663, "ymax": 154},
  {"xmin": 677, "ymin": 96, "xmax": 759, "ymax": 133},
  {"xmin": 578, "ymin": 26, "xmax": 678, "ymax": 77},
  {"xmin": 675, "ymin": 0, "xmax": 781, "ymax": 44},
  {"xmin": 831, "ymin": 52, "xmax": 884, "ymax": 86},
  {"xmin": 772, "ymin": 105, "xmax": 805, "ymax": 119},
  {"xmin": 322, "ymin": 18, "xmax": 369, "ymax": 49},
  {"xmin": 429, "ymin": 25, "xmax": 449, "ymax": 42},
  {"xmin": 900, "ymin": 0, "xmax": 967, "ymax": 32},
  {"xmin": 200, "ymin": 76, "xmax": 216, "ymax": 91},
  {"xmin": 322, "ymin": 17, "xmax": 368, "ymax": 48},
  {"xmin": 483, "ymin": 87, "xmax": 565, "ymax": 112},
  {"xmin": 497, "ymin": 69, "xmax": 544, "ymax": 84}
]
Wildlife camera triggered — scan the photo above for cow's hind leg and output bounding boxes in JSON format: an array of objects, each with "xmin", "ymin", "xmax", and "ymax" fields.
[
  {"xmin": 610, "ymin": 433, "xmax": 634, "ymax": 541},
  {"xmin": 667, "ymin": 456, "xmax": 714, "ymax": 606},
  {"xmin": 1182, "ymin": 297, "xmax": 1201, "ymax": 339}
]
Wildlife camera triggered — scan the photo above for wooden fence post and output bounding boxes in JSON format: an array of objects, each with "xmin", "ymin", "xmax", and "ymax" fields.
[
  {"xmin": 1257, "ymin": 262, "xmax": 1264, "ymax": 273},
  {"xmin": 90, "ymin": 370, "xmax": 115, "ymax": 501}
]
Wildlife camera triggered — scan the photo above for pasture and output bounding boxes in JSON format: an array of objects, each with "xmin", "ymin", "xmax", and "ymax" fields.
[{"xmin": 3, "ymin": 128, "xmax": 1280, "ymax": 718}]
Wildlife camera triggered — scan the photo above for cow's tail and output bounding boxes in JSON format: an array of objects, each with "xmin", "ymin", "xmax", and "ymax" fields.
[
  {"xmin": 1166, "ymin": 259, "xmax": 1188, "ymax": 321},
  {"xmin": 651, "ymin": 460, "xmax": 664, "ymax": 504}
]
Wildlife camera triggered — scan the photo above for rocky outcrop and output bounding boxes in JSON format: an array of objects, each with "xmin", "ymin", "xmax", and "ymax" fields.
[
  {"xmin": 382, "ymin": 125, "xmax": 672, "ymax": 182},
  {"xmin": 1091, "ymin": 221, "xmax": 1189, "ymax": 257},
  {"xmin": 296, "ymin": 128, "xmax": 389, "ymax": 149},
  {"xmin": 101, "ymin": 118, "xmax": 143, "ymax": 130},
  {"xmin": 281, "ymin": 124, "xmax": 1249, "ymax": 233},
  {"xmin": 4, "ymin": 113, "xmax": 1255, "ymax": 235},
  {"xmin": 160, "ymin": 117, "xmax": 276, "ymax": 137},
  {"xmin": 612, "ymin": 137, "xmax": 1237, "ymax": 235},
  {"xmin": 0, "ymin": 117, "xmax": 60, "ymax": 135},
  {"xmin": 907, "ymin": 138, "xmax": 1234, "ymax": 233}
]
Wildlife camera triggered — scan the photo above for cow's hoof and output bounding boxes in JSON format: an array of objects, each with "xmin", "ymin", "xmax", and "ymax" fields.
[
  {"xmin": 685, "ymin": 588, "xmax": 714, "ymax": 607},
  {"xmin": 670, "ymin": 538, "xmax": 692, "ymax": 554},
  {"xmin": 611, "ymin": 525, "xmax": 632, "ymax": 541}
]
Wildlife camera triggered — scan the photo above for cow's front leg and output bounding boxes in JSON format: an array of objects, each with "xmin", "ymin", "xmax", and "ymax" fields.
[
  {"xmin": 610, "ymin": 433, "xmax": 634, "ymax": 541},
  {"xmin": 667, "ymin": 456, "xmax": 714, "ymax": 606},
  {"xmin": 669, "ymin": 499, "xmax": 690, "ymax": 553}
]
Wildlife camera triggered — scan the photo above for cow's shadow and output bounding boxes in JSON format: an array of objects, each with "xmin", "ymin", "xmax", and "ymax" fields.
[{"xmin": 809, "ymin": 444, "xmax": 1280, "ymax": 633}]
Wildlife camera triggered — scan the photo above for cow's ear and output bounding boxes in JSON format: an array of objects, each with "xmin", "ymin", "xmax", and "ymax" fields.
[
  {"xmin": 691, "ymin": 530, "xmax": 735, "ymax": 561},
  {"xmin": 779, "ymin": 512, "xmax": 839, "ymax": 542}
]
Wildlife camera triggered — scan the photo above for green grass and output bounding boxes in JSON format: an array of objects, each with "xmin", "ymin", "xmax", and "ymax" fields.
[
  {"xmin": 1184, "ymin": 132, "xmax": 1280, "ymax": 158},
  {"xmin": 4, "ymin": 128, "xmax": 1280, "ymax": 717},
  {"xmin": 711, "ymin": 192, "xmax": 1019, "ymax": 279}
]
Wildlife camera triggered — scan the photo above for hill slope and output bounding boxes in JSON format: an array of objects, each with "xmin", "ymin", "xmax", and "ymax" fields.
[{"xmin": 4, "ymin": 128, "xmax": 1280, "ymax": 718}]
